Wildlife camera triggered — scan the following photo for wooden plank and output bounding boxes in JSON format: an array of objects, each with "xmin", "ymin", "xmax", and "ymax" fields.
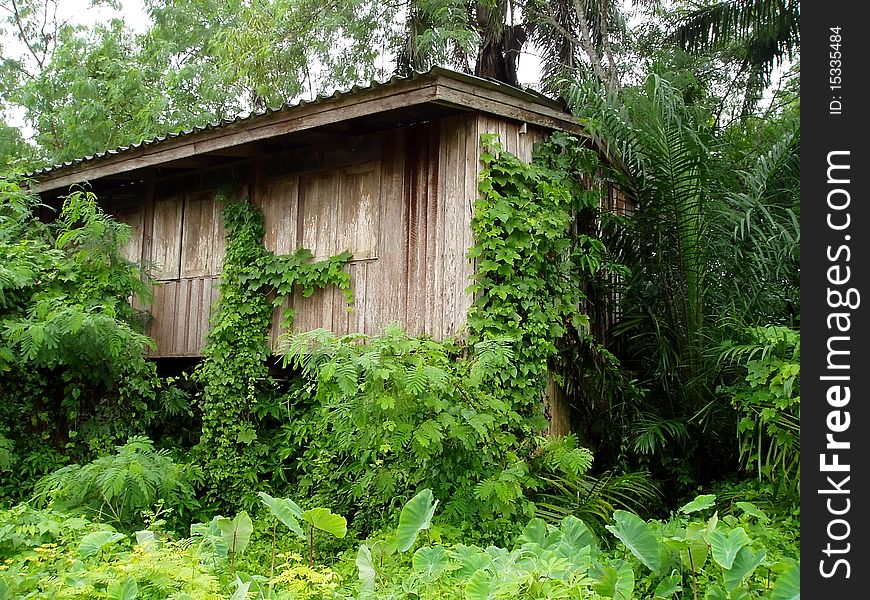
[
  {"xmin": 180, "ymin": 191, "xmax": 215, "ymax": 277},
  {"xmin": 300, "ymin": 171, "xmax": 340, "ymax": 260},
  {"xmin": 151, "ymin": 196, "xmax": 183, "ymax": 280},
  {"xmin": 113, "ymin": 205, "xmax": 145, "ymax": 265},
  {"xmin": 261, "ymin": 175, "xmax": 300, "ymax": 255},
  {"xmin": 371, "ymin": 132, "xmax": 406, "ymax": 334},
  {"xmin": 340, "ymin": 162, "xmax": 381, "ymax": 260}
]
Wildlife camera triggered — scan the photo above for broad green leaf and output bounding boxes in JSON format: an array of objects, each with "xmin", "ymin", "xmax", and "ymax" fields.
[
  {"xmin": 465, "ymin": 569, "xmax": 497, "ymax": 600},
  {"xmin": 606, "ymin": 510, "xmax": 661, "ymax": 574},
  {"xmin": 107, "ymin": 576, "xmax": 138, "ymax": 600},
  {"xmin": 302, "ymin": 507, "xmax": 347, "ymax": 538},
  {"xmin": 78, "ymin": 531, "xmax": 125, "ymax": 558},
  {"xmin": 654, "ymin": 573, "xmax": 682, "ymax": 598},
  {"xmin": 723, "ymin": 546, "xmax": 766, "ymax": 591},
  {"xmin": 135, "ymin": 530, "xmax": 157, "ymax": 551},
  {"xmin": 518, "ymin": 517, "xmax": 550, "ymax": 547},
  {"xmin": 356, "ymin": 543, "xmax": 376, "ymax": 591},
  {"xmin": 770, "ymin": 562, "xmax": 800, "ymax": 600},
  {"xmin": 454, "ymin": 544, "xmax": 491, "ymax": 578},
  {"xmin": 229, "ymin": 577, "xmax": 251, "ymax": 600},
  {"xmin": 396, "ymin": 488, "xmax": 438, "ymax": 552},
  {"xmin": 734, "ymin": 502, "xmax": 769, "ymax": 523},
  {"xmin": 559, "ymin": 515, "xmax": 595, "ymax": 553},
  {"xmin": 706, "ymin": 527, "xmax": 750, "ymax": 569},
  {"xmin": 703, "ymin": 586, "xmax": 727, "ymax": 600},
  {"xmin": 217, "ymin": 511, "xmax": 254, "ymax": 556},
  {"xmin": 679, "ymin": 494, "xmax": 716, "ymax": 514},
  {"xmin": 258, "ymin": 492, "xmax": 305, "ymax": 538},
  {"xmin": 412, "ymin": 545, "xmax": 449, "ymax": 581},
  {"xmin": 594, "ymin": 559, "xmax": 635, "ymax": 600}
]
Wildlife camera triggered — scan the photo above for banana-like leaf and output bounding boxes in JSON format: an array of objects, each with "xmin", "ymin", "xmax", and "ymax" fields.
[
  {"xmin": 412, "ymin": 545, "xmax": 449, "ymax": 581},
  {"xmin": 465, "ymin": 569, "xmax": 497, "ymax": 600},
  {"xmin": 258, "ymin": 492, "xmax": 305, "ymax": 539},
  {"xmin": 594, "ymin": 559, "xmax": 635, "ymax": 600},
  {"xmin": 78, "ymin": 531, "xmax": 125, "ymax": 558},
  {"xmin": 606, "ymin": 510, "xmax": 661, "ymax": 574},
  {"xmin": 678, "ymin": 494, "xmax": 716, "ymax": 514},
  {"xmin": 653, "ymin": 573, "xmax": 682, "ymax": 598},
  {"xmin": 107, "ymin": 576, "xmax": 138, "ymax": 600},
  {"xmin": 356, "ymin": 543, "xmax": 376, "ymax": 591},
  {"xmin": 217, "ymin": 511, "xmax": 254, "ymax": 557},
  {"xmin": 770, "ymin": 561, "xmax": 800, "ymax": 600},
  {"xmin": 706, "ymin": 527, "xmax": 750, "ymax": 570},
  {"xmin": 396, "ymin": 488, "xmax": 438, "ymax": 552},
  {"xmin": 302, "ymin": 507, "xmax": 347, "ymax": 538},
  {"xmin": 724, "ymin": 546, "xmax": 766, "ymax": 591}
]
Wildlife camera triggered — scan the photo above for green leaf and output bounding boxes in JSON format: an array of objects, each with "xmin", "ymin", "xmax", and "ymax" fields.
[
  {"xmin": 229, "ymin": 577, "xmax": 251, "ymax": 600},
  {"xmin": 356, "ymin": 544, "xmax": 376, "ymax": 591},
  {"xmin": 107, "ymin": 576, "xmax": 138, "ymax": 600},
  {"xmin": 723, "ymin": 546, "xmax": 766, "ymax": 591},
  {"xmin": 653, "ymin": 573, "xmax": 682, "ymax": 598},
  {"xmin": 396, "ymin": 488, "xmax": 439, "ymax": 552},
  {"xmin": 559, "ymin": 515, "xmax": 595, "ymax": 553},
  {"xmin": 594, "ymin": 559, "xmax": 635, "ymax": 600},
  {"xmin": 734, "ymin": 502, "xmax": 769, "ymax": 523},
  {"xmin": 770, "ymin": 562, "xmax": 800, "ymax": 600},
  {"xmin": 217, "ymin": 511, "xmax": 254, "ymax": 556},
  {"xmin": 412, "ymin": 545, "xmax": 449, "ymax": 581},
  {"xmin": 465, "ymin": 569, "xmax": 497, "ymax": 600},
  {"xmin": 606, "ymin": 510, "xmax": 661, "ymax": 574},
  {"xmin": 706, "ymin": 527, "xmax": 750, "ymax": 570},
  {"xmin": 679, "ymin": 494, "xmax": 716, "ymax": 514},
  {"xmin": 518, "ymin": 517, "xmax": 550, "ymax": 547},
  {"xmin": 78, "ymin": 531, "xmax": 125, "ymax": 558},
  {"xmin": 258, "ymin": 492, "xmax": 305, "ymax": 538},
  {"xmin": 302, "ymin": 507, "xmax": 347, "ymax": 538}
]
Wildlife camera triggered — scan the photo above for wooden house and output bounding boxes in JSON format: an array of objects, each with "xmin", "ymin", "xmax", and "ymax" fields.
[{"xmin": 31, "ymin": 67, "xmax": 601, "ymax": 360}]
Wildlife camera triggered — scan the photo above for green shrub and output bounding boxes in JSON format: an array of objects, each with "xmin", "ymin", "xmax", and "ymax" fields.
[{"xmin": 33, "ymin": 436, "xmax": 198, "ymax": 531}]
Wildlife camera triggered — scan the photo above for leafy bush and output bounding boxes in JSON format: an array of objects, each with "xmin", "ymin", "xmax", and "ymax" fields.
[
  {"xmin": 720, "ymin": 327, "xmax": 800, "ymax": 501},
  {"xmin": 33, "ymin": 436, "xmax": 198, "ymax": 531}
]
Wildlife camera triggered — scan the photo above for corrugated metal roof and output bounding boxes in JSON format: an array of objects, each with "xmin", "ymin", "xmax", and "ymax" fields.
[{"xmin": 28, "ymin": 67, "xmax": 566, "ymax": 179}]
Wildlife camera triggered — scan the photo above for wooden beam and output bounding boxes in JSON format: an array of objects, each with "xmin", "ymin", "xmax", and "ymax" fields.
[{"xmin": 33, "ymin": 78, "xmax": 441, "ymax": 194}]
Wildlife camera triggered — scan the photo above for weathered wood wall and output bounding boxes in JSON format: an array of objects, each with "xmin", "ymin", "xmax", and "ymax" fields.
[{"xmin": 113, "ymin": 113, "xmax": 549, "ymax": 357}]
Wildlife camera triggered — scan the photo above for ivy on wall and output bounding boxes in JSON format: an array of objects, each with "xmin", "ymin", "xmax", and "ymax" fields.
[
  {"xmin": 194, "ymin": 198, "xmax": 352, "ymax": 507},
  {"xmin": 467, "ymin": 133, "xmax": 606, "ymax": 410}
]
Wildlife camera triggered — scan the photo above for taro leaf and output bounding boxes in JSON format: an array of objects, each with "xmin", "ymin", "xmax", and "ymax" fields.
[
  {"xmin": 356, "ymin": 543, "xmax": 376, "ymax": 591},
  {"xmin": 723, "ymin": 546, "xmax": 766, "ymax": 591},
  {"xmin": 217, "ymin": 511, "xmax": 254, "ymax": 557},
  {"xmin": 465, "ymin": 568, "xmax": 498, "ymax": 600},
  {"xmin": 593, "ymin": 558, "xmax": 635, "ymax": 600},
  {"xmin": 559, "ymin": 515, "xmax": 595, "ymax": 553},
  {"xmin": 78, "ymin": 531, "xmax": 125, "ymax": 558},
  {"xmin": 706, "ymin": 527, "xmax": 750, "ymax": 570},
  {"xmin": 734, "ymin": 502, "xmax": 769, "ymax": 523},
  {"xmin": 412, "ymin": 545, "xmax": 449, "ymax": 581},
  {"xmin": 679, "ymin": 494, "xmax": 716, "ymax": 514},
  {"xmin": 258, "ymin": 492, "xmax": 305, "ymax": 539},
  {"xmin": 454, "ymin": 544, "xmax": 491, "ymax": 578},
  {"xmin": 606, "ymin": 510, "xmax": 661, "ymax": 574},
  {"xmin": 302, "ymin": 507, "xmax": 347, "ymax": 538},
  {"xmin": 107, "ymin": 576, "xmax": 138, "ymax": 600},
  {"xmin": 518, "ymin": 518, "xmax": 550, "ymax": 547},
  {"xmin": 396, "ymin": 488, "xmax": 438, "ymax": 552},
  {"xmin": 770, "ymin": 561, "xmax": 800, "ymax": 600},
  {"xmin": 135, "ymin": 530, "xmax": 157, "ymax": 551},
  {"xmin": 229, "ymin": 577, "xmax": 251, "ymax": 600},
  {"xmin": 653, "ymin": 573, "xmax": 682, "ymax": 598},
  {"xmin": 702, "ymin": 586, "xmax": 727, "ymax": 600}
]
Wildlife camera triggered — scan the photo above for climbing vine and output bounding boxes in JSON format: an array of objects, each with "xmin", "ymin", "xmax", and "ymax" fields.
[
  {"xmin": 194, "ymin": 197, "xmax": 352, "ymax": 508},
  {"xmin": 467, "ymin": 133, "xmax": 607, "ymax": 410}
]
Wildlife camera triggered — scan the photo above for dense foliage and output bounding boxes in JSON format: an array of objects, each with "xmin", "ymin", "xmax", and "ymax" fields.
[{"xmin": 1, "ymin": 0, "xmax": 800, "ymax": 597}]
